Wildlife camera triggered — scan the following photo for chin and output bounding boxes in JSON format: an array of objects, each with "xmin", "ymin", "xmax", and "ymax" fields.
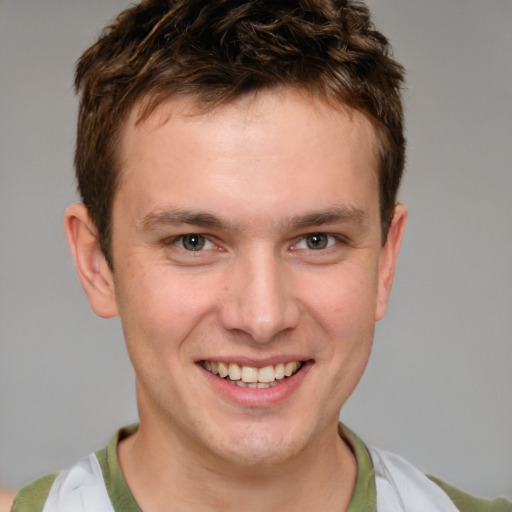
[
  {"xmin": 201, "ymin": 419, "xmax": 312, "ymax": 468},
  {"xmin": 217, "ymin": 438, "xmax": 303, "ymax": 467}
]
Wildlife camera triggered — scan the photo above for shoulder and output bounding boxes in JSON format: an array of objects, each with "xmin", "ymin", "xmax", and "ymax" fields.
[
  {"xmin": 11, "ymin": 473, "xmax": 57, "ymax": 512},
  {"xmin": 361, "ymin": 436, "xmax": 511, "ymax": 512},
  {"xmin": 10, "ymin": 426, "xmax": 139, "ymax": 512},
  {"xmin": 428, "ymin": 476, "xmax": 512, "ymax": 512}
]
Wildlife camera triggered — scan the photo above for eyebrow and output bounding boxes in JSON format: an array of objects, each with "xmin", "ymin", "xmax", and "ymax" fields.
[
  {"xmin": 139, "ymin": 205, "xmax": 368, "ymax": 233},
  {"xmin": 282, "ymin": 205, "xmax": 368, "ymax": 231},
  {"xmin": 140, "ymin": 209, "xmax": 232, "ymax": 231}
]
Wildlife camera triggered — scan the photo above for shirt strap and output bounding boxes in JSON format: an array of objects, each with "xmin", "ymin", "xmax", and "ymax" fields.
[
  {"xmin": 368, "ymin": 446, "xmax": 460, "ymax": 512},
  {"xmin": 42, "ymin": 454, "xmax": 114, "ymax": 512}
]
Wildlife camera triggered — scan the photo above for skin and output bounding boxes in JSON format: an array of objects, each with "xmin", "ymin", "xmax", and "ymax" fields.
[
  {"xmin": 65, "ymin": 89, "xmax": 406, "ymax": 512},
  {"xmin": 0, "ymin": 489, "xmax": 15, "ymax": 512}
]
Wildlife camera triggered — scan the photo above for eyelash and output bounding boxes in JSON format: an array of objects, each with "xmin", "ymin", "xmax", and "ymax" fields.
[
  {"xmin": 293, "ymin": 233, "xmax": 340, "ymax": 251},
  {"xmin": 167, "ymin": 234, "xmax": 217, "ymax": 252},
  {"xmin": 165, "ymin": 232, "xmax": 345, "ymax": 253}
]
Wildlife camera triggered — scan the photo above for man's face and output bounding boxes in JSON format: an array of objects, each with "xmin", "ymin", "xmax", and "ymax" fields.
[{"xmin": 104, "ymin": 90, "xmax": 404, "ymax": 466}]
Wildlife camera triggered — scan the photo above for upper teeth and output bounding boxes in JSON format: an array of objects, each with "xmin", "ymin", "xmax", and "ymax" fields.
[{"xmin": 202, "ymin": 361, "xmax": 301, "ymax": 384}]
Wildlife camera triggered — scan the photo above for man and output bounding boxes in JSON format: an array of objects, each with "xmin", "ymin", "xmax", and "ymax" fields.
[{"xmin": 11, "ymin": 1, "xmax": 511, "ymax": 511}]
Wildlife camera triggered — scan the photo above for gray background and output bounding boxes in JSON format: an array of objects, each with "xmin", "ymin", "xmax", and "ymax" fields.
[{"xmin": 1, "ymin": 0, "xmax": 511, "ymax": 500}]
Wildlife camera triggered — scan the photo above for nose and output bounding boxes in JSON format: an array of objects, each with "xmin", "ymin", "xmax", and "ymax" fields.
[{"xmin": 219, "ymin": 249, "xmax": 300, "ymax": 344}]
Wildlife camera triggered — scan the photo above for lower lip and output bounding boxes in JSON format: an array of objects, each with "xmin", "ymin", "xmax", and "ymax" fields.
[{"xmin": 199, "ymin": 361, "xmax": 313, "ymax": 407}]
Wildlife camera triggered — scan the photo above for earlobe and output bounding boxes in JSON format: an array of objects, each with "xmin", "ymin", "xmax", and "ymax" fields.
[
  {"xmin": 64, "ymin": 203, "xmax": 118, "ymax": 318},
  {"xmin": 375, "ymin": 203, "xmax": 407, "ymax": 322}
]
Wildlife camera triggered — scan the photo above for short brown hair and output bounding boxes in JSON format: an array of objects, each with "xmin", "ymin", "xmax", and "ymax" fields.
[{"xmin": 75, "ymin": 0, "xmax": 405, "ymax": 266}]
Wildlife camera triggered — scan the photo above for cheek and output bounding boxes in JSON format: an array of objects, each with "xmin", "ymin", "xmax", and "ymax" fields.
[
  {"xmin": 300, "ymin": 263, "xmax": 379, "ymax": 334},
  {"xmin": 297, "ymin": 263, "xmax": 379, "ymax": 389},
  {"xmin": 115, "ymin": 265, "xmax": 221, "ymax": 352},
  {"xmin": 297, "ymin": 267, "xmax": 377, "ymax": 411}
]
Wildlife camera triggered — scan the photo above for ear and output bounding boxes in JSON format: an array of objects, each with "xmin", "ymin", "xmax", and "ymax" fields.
[
  {"xmin": 64, "ymin": 203, "xmax": 118, "ymax": 318},
  {"xmin": 375, "ymin": 203, "xmax": 407, "ymax": 321}
]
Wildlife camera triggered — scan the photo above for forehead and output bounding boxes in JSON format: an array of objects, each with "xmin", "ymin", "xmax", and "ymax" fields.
[
  {"xmin": 122, "ymin": 89, "xmax": 378, "ymax": 160},
  {"xmin": 115, "ymin": 90, "xmax": 380, "ymax": 228}
]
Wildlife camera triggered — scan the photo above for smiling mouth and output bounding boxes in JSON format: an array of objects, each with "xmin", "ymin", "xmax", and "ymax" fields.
[{"xmin": 201, "ymin": 360, "xmax": 304, "ymax": 389}]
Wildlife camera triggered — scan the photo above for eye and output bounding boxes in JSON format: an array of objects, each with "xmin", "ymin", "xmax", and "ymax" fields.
[
  {"xmin": 296, "ymin": 233, "xmax": 337, "ymax": 250},
  {"xmin": 174, "ymin": 234, "xmax": 213, "ymax": 251}
]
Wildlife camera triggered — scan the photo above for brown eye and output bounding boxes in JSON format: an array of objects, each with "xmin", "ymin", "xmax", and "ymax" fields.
[
  {"xmin": 305, "ymin": 233, "xmax": 329, "ymax": 250},
  {"xmin": 181, "ymin": 234, "xmax": 206, "ymax": 251}
]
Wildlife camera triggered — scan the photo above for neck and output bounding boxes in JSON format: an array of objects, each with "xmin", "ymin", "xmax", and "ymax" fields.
[{"xmin": 118, "ymin": 421, "xmax": 357, "ymax": 512}]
